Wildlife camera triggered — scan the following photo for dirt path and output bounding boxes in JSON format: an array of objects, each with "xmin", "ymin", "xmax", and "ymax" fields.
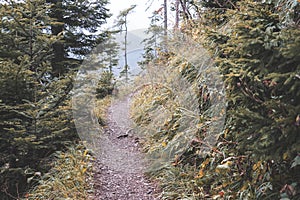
[{"xmin": 92, "ymin": 96, "xmax": 160, "ymax": 200}]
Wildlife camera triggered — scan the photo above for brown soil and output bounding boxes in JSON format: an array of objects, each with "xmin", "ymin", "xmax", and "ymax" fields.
[{"xmin": 92, "ymin": 96, "xmax": 160, "ymax": 200}]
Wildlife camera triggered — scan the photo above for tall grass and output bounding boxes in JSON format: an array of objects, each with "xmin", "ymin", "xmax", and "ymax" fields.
[
  {"xmin": 23, "ymin": 144, "xmax": 94, "ymax": 200},
  {"xmin": 25, "ymin": 95, "xmax": 113, "ymax": 200}
]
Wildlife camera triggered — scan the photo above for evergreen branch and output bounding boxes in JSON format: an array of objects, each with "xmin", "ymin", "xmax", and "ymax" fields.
[
  {"xmin": 277, "ymin": 58, "xmax": 298, "ymax": 69},
  {"xmin": 7, "ymin": 11, "xmax": 30, "ymax": 37},
  {"xmin": 10, "ymin": 110, "xmax": 33, "ymax": 120},
  {"xmin": 239, "ymin": 78, "xmax": 264, "ymax": 103},
  {"xmin": 37, "ymin": 78, "xmax": 73, "ymax": 119},
  {"xmin": 225, "ymin": 0, "xmax": 237, "ymax": 9}
]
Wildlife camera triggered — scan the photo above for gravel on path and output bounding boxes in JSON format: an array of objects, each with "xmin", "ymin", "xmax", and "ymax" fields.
[{"xmin": 92, "ymin": 97, "xmax": 160, "ymax": 200}]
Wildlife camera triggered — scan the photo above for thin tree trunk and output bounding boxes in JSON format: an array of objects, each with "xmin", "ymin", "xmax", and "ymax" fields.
[
  {"xmin": 175, "ymin": 0, "xmax": 179, "ymax": 29},
  {"xmin": 163, "ymin": 0, "xmax": 167, "ymax": 36},
  {"xmin": 179, "ymin": 0, "xmax": 193, "ymax": 26},
  {"xmin": 124, "ymin": 15, "xmax": 128, "ymax": 82},
  {"xmin": 109, "ymin": 56, "xmax": 112, "ymax": 73}
]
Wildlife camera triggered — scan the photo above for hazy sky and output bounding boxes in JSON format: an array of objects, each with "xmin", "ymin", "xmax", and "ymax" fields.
[
  {"xmin": 104, "ymin": 0, "xmax": 166, "ymax": 78},
  {"xmin": 106, "ymin": 0, "xmax": 162, "ymax": 31}
]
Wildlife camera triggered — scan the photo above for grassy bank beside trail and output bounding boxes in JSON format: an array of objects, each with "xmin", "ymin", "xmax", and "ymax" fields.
[
  {"xmin": 25, "ymin": 95, "xmax": 113, "ymax": 200},
  {"xmin": 23, "ymin": 144, "xmax": 94, "ymax": 200},
  {"xmin": 131, "ymin": 51, "xmax": 299, "ymax": 199},
  {"xmin": 130, "ymin": 3, "xmax": 300, "ymax": 196}
]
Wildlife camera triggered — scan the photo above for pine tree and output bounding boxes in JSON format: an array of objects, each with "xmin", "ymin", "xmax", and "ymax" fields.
[
  {"xmin": 200, "ymin": 0, "xmax": 300, "ymax": 197},
  {"xmin": 0, "ymin": 1, "xmax": 76, "ymax": 198},
  {"xmin": 46, "ymin": 0, "xmax": 111, "ymax": 76},
  {"xmin": 215, "ymin": 0, "xmax": 300, "ymax": 161},
  {"xmin": 139, "ymin": 12, "xmax": 164, "ymax": 66},
  {"xmin": 115, "ymin": 4, "xmax": 137, "ymax": 82},
  {"xmin": 100, "ymin": 33, "xmax": 120, "ymax": 73}
]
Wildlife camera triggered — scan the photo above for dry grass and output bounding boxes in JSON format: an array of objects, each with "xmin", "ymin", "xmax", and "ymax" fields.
[
  {"xmin": 25, "ymin": 95, "xmax": 114, "ymax": 200},
  {"xmin": 94, "ymin": 95, "xmax": 112, "ymax": 126},
  {"xmin": 24, "ymin": 144, "xmax": 94, "ymax": 200},
  {"xmin": 130, "ymin": 44, "xmax": 227, "ymax": 198}
]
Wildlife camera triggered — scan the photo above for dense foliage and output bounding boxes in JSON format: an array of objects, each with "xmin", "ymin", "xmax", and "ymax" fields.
[
  {"xmin": 0, "ymin": 0, "xmax": 111, "ymax": 199},
  {"xmin": 132, "ymin": 0, "xmax": 299, "ymax": 199},
  {"xmin": 47, "ymin": 0, "xmax": 110, "ymax": 76},
  {"xmin": 96, "ymin": 71, "xmax": 115, "ymax": 99}
]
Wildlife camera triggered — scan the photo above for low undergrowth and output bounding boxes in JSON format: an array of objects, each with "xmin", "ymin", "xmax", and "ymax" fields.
[
  {"xmin": 23, "ymin": 144, "xmax": 93, "ymax": 200},
  {"xmin": 94, "ymin": 95, "xmax": 113, "ymax": 126},
  {"xmin": 24, "ymin": 93, "xmax": 113, "ymax": 200},
  {"xmin": 131, "ymin": 55, "xmax": 231, "ymax": 199},
  {"xmin": 131, "ymin": 14, "xmax": 300, "ymax": 198},
  {"xmin": 131, "ymin": 53, "xmax": 299, "ymax": 199}
]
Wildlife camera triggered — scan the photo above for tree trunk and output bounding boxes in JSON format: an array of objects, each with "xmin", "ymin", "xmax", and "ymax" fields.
[
  {"xmin": 175, "ymin": 0, "xmax": 179, "ymax": 29},
  {"xmin": 163, "ymin": 0, "xmax": 167, "ymax": 36},
  {"xmin": 48, "ymin": 0, "xmax": 65, "ymax": 77},
  {"xmin": 124, "ymin": 15, "xmax": 128, "ymax": 83}
]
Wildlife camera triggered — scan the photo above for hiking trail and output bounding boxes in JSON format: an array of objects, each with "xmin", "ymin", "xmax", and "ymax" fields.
[{"xmin": 92, "ymin": 96, "xmax": 160, "ymax": 200}]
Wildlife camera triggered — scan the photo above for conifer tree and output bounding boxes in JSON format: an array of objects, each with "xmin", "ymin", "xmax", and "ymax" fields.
[
  {"xmin": 200, "ymin": 0, "xmax": 299, "ymax": 197},
  {"xmin": 0, "ymin": 1, "xmax": 76, "ymax": 198},
  {"xmin": 46, "ymin": 0, "xmax": 111, "ymax": 76},
  {"xmin": 100, "ymin": 33, "xmax": 120, "ymax": 73},
  {"xmin": 215, "ymin": 0, "xmax": 300, "ymax": 162},
  {"xmin": 115, "ymin": 4, "xmax": 136, "ymax": 82},
  {"xmin": 139, "ymin": 11, "xmax": 164, "ymax": 66}
]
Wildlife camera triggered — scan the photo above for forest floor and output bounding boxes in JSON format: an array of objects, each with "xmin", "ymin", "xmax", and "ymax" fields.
[{"xmin": 92, "ymin": 96, "xmax": 160, "ymax": 200}]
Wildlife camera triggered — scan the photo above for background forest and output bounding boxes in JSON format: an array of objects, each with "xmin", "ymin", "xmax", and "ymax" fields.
[{"xmin": 0, "ymin": 0, "xmax": 299, "ymax": 199}]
